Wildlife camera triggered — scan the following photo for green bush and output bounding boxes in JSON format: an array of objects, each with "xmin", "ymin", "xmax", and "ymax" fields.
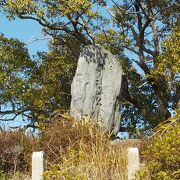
[{"xmin": 138, "ymin": 111, "xmax": 180, "ymax": 180}]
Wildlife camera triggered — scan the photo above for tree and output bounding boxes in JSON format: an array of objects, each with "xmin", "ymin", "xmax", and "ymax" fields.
[
  {"xmin": 107, "ymin": 0, "xmax": 179, "ymax": 123},
  {"xmin": 0, "ymin": 34, "xmax": 34, "ymax": 122},
  {"xmin": 150, "ymin": 26, "xmax": 180, "ymax": 110},
  {"xmin": 0, "ymin": 34, "xmax": 80, "ymax": 129},
  {"xmin": 0, "ymin": 0, "xmax": 179, "ymax": 132}
]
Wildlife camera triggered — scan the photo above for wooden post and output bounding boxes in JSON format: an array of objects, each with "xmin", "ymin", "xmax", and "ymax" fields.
[{"xmin": 32, "ymin": 151, "xmax": 44, "ymax": 180}]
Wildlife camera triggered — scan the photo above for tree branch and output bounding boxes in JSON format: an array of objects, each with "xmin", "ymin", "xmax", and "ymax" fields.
[
  {"xmin": 18, "ymin": 14, "xmax": 91, "ymax": 45},
  {"xmin": 120, "ymin": 75, "xmax": 157, "ymax": 121}
]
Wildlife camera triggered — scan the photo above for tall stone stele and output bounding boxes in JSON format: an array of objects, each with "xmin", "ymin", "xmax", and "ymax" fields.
[{"xmin": 70, "ymin": 45, "xmax": 123, "ymax": 135}]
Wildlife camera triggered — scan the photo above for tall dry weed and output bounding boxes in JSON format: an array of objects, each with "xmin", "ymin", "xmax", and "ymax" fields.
[{"xmin": 40, "ymin": 116, "xmax": 128, "ymax": 180}]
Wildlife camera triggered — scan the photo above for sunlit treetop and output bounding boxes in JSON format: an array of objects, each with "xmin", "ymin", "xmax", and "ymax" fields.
[{"xmin": 3, "ymin": 0, "xmax": 104, "ymax": 44}]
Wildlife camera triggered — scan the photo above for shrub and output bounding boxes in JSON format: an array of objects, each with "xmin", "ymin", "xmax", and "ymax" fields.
[
  {"xmin": 39, "ymin": 115, "xmax": 128, "ymax": 180},
  {"xmin": 0, "ymin": 169, "xmax": 31, "ymax": 180},
  {"xmin": 138, "ymin": 110, "xmax": 180, "ymax": 180},
  {"xmin": 0, "ymin": 130, "xmax": 38, "ymax": 174}
]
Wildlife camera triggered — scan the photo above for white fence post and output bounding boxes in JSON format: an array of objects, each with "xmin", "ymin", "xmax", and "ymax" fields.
[
  {"xmin": 32, "ymin": 151, "xmax": 44, "ymax": 180},
  {"xmin": 127, "ymin": 147, "xmax": 140, "ymax": 180}
]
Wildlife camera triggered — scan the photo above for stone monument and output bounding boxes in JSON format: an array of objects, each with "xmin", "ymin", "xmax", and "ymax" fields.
[{"xmin": 70, "ymin": 45, "xmax": 123, "ymax": 135}]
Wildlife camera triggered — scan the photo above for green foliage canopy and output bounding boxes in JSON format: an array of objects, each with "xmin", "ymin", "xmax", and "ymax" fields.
[
  {"xmin": 0, "ymin": 0, "xmax": 179, "ymax": 133},
  {"xmin": 0, "ymin": 34, "xmax": 80, "ymax": 128}
]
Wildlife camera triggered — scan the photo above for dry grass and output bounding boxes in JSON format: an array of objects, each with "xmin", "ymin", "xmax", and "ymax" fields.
[
  {"xmin": 0, "ymin": 130, "xmax": 35, "ymax": 179},
  {"xmin": 0, "ymin": 115, "xmax": 130, "ymax": 179},
  {"xmin": 7, "ymin": 172, "xmax": 31, "ymax": 180},
  {"xmin": 40, "ymin": 116, "xmax": 128, "ymax": 180},
  {"xmin": 0, "ymin": 130, "xmax": 29, "ymax": 172}
]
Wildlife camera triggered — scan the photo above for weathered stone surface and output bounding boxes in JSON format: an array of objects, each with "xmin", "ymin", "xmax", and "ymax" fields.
[{"xmin": 70, "ymin": 45, "xmax": 123, "ymax": 134}]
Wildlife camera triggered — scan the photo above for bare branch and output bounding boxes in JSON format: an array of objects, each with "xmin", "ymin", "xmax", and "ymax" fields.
[
  {"xmin": 19, "ymin": 15, "xmax": 71, "ymax": 32},
  {"xmin": 26, "ymin": 36, "xmax": 52, "ymax": 45},
  {"xmin": 123, "ymin": 46, "xmax": 139, "ymax": 55},
  {"xmin": 143, "ymin": 46, "xmax": 155, "ymax": 57},
  {"xmin": 120, "ymin": 75, "xmax": 157, "ymax": 121},
  {"xmin": 104, "ymin": 1, "xmax": 139, "ymax": 41}
]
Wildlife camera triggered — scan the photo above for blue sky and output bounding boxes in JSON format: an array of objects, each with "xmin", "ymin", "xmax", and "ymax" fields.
[{"xmin": 0, "ymin": 14, "xmax": 49, "ymax": 55}]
